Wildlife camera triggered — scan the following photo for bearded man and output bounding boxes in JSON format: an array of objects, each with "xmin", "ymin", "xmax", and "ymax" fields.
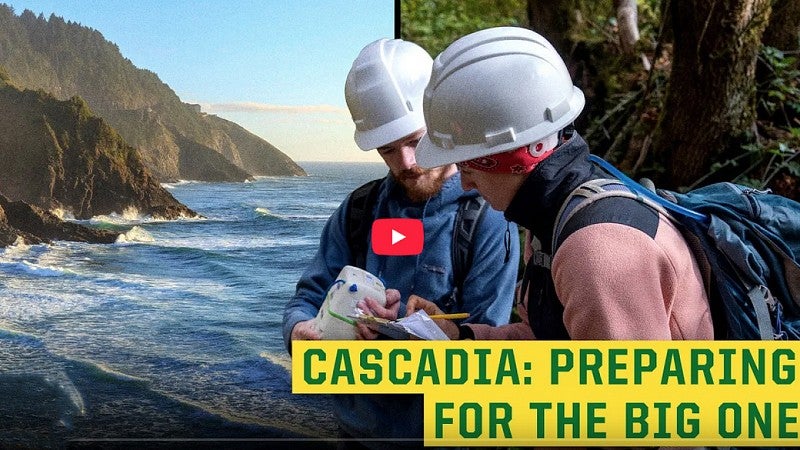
[{"xmin": 283, "ymin": 38, "xmax": 518, "ymax": 449}]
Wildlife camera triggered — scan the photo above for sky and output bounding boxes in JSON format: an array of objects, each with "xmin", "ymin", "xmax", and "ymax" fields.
[{"xmin": 4, "ymin": 0, "xmax": 395, "ymax": 163}]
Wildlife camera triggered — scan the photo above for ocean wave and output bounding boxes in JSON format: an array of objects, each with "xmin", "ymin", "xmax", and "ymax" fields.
[
  {"xmin": 254, "ymin": 206, "xmax": 283, "ymax": 219},
  {"xmin": 153, "ymin": 235, "xmax": 317, "ymax": 251},
  {"xmin": 1, "ymin": 236, "xmax": 32, "ymax": 256},
  {"xmin": 259, "ymin": 351, "xmax": 292, "ymax": 372},
  {"xmin": 78, "ymin": 207, "xmax": 203, "ymax": 227},
  {"xmin": 0, "ymin": 324, "xmax": 43, "ymax": 345},
  {"xmin": 255, "ymin": 207, "xmax": 329, "ymax": 221},
  {"xmin": 0, "ymin": 329, "xmax": 86, "ymax": 417},
  {"xmin": 50, "ymin": 207, "xmax": 76, "ymax": 220},
  {"xmin": 74, "ymin": 358, "xmax": 150, "ymax": 384},
  {"xmin": 281, "ymin": 214, "xmax": 331, "ymax": 220},
  {"xmin": 135, "ymin": 355, "xmax": 335, "ymax": 438},
  {"xmin": 45, "ymin": 372, "xmax": 86, "ymax": 416},
  {"xmin": 115, "ymin": 226, "xmax": 155, "ymax": 244},
  {"xmin": 250, "ymin": 175, "xmax": 289, "ymax": 181},
  {"xmin": 0, "ymin": 260, "xmax": 72, "ymax": 277},
  {"xmin": 84, "ymin": 209, "xmax": 156, "ymax": 227},
  {"xmin": 160, "ymin": 180, "xmax": 202, "ymax": 189}
]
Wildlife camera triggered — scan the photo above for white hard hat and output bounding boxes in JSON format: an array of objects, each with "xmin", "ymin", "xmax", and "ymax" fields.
[
  {"xmin": 345, "ymin": 38, "xmax": 433, "ymax": 150},
  {"xmin": 416, "ymin": 27, "xmax": 585, "ymax": 168}
]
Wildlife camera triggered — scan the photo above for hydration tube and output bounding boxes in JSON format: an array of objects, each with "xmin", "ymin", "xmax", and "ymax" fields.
[{"xmin": 588, "ymin": 154, "xmax": 709, "ymax": 224}]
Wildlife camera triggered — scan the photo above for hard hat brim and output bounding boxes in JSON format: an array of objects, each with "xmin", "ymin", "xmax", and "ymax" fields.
[
  {"xmin": 354, "ymin": 114, "xmax": 426, "ymax": 151},
  {"xmin": 416, "ymin": 87, "xmax": 585, "ymax": 168}
]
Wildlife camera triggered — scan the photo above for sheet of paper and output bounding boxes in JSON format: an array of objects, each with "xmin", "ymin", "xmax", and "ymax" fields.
[
  {"xmin": 352, "ymin": 309, "xmax": 451, "ymax": 340},
  {"xmin": 397, "ymin": 310, "xmax": 450, "ymax": 340}
]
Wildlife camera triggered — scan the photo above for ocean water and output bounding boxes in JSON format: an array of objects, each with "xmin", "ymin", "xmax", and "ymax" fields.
[{"xmin": 0, "ymin": 161, "xmax": 388, "ymax": 447}]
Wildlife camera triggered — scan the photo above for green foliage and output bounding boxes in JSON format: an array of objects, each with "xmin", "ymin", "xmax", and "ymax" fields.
[
  {"xmin": 758, "ymin": 46, "xmax": 800, "ymax": 124},
  {"xmin": 690, "ymin": 45, "xmax": 800, "ymax": 192},
  {"xmin": 402, "ymin": 1, "xmax": 799, "ymax": 196},
  {"xmin": 401, "ymin": 0, "xmax": 527, "ymax": 55},
  {"xmin": 702, "ymin": 139, "xmax": 800, "ymax": 191},
  {"xmin": 565, "ymin": 0, "xmax": 662, "ymax": 52}
]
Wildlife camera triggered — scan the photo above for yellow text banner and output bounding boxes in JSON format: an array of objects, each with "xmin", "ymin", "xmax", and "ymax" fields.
[{"xmin": 291, "ymin": 340, "xmax": 800, "ymax": 446}]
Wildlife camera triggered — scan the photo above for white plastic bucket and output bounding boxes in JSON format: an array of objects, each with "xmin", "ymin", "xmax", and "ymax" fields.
[{"xmin": 315, "ymin": 265, "xmax": 387, "ymax": 339}]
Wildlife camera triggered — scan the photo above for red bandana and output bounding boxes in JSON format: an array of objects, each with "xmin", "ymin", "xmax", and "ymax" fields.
[{"xmin": 458, "ymin": 143, "xmax": 554, "ymax": 174}]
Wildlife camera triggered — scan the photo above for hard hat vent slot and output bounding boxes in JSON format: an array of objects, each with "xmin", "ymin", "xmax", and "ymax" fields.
[
  {"xmin": 432, "ymin": 131, "xmax": 455, "ymax": 150},
  {"xmin": 485, "ymin": 128, "xmax": 516, "ymax": 146},
  {"xmin": 545, "ymin": 97, "xmax": 571, "ymax": 123}
]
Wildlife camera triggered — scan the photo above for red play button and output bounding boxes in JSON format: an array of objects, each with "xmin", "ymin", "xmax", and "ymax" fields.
[{"xmin": 371, "ymin": 218, "xmax": 423, "ymax": 256}]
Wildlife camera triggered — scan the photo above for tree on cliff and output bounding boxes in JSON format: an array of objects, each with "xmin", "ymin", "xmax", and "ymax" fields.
[
  {"xmin": 0, "ymin": 4, "xmax": 306, "ymax": 182},
  {"xmin": 0, "ymin": 71, "xmax": 196, "ymax": 220}
]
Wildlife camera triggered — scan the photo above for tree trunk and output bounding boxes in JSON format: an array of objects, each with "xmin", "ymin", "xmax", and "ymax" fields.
[
  {"xmin": 526, "ymin": 0, "xmax": 574, "ymax": 57},
  {"xmin": 614, "ymin": 0, "xmax": 640, "ymax": 54},
  {"xmin": 761, "ymin": 0, "xmax": 800, "ymax": 51},
  {"xmin": 527, "ymin": 0, "xmax": 603, "ymax": 132},
  {"xmin": 652, "ymin": 0, "xmax": 772, "ymax": 189}
]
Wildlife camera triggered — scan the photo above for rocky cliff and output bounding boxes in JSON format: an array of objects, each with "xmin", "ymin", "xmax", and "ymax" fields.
[
  {"xmin": 0, "ymin": 5, "xmax": 307, "ymax": 181},
  {"xmin": 0, "ymin": 73, "xmax": 196, "ymax": 220},
  {"xmin": 0, "ymin": 194, "xmax": 119, "ymax": 247}
]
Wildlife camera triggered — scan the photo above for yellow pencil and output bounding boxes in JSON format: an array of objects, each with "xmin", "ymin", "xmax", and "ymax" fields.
[{"xmin": 427, "ymin": 312, "xmax": 470, "ymax": 320}]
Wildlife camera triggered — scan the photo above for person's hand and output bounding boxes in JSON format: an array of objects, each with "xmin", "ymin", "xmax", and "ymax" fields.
[
  {"xmin": 290, "ymin": 319, "xmax": 321, "ymax": 341},
  {"xmin": 357, "ymin": 288, "xmax": 401, "ymax": 320},
  {"xmin": 355, "ymin": 322, "xmax": 379, "ymax": 340},
  {"xmin": 406, "ymin": 294, "xmax": 443, "ymax": 316},
  {"xmin": 406, "ymin": 294, "xmax": 460, "ymax": 340},
  {"xmin": 355, "ymin": 289, "xmax": 401, "ymax": 340}
]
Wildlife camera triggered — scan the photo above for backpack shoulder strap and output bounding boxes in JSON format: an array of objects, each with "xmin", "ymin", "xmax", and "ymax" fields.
[
  {"xmin": 345, "ymin": 177, "xmax": 384, "ymax": 269},
  {"xmin": 448, "ymin": 195, "xmax": 489, "ymax": 311},
  {"xmin": 552, "ymin": 155, "xmax": 697, "ymax": 252},
  {"xmin": 553, "ymin": 179, "xmax": 634, "ymax": 247}
]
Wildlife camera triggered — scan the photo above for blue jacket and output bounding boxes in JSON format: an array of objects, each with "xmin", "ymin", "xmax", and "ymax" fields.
[{"xmin": 283, "ymin": 171, "xmax": 518, "ymax": 447}]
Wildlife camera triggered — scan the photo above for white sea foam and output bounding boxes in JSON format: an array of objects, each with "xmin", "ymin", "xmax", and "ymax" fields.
[
  {"xmin": 45, "ymin": 372, "xmax": 86, "ymax": 416},
  {"xmin": 259, "ymin": 351, "xmax": 292, "ymax": 372},
  {"xmin": 154, "ymin": 235, "xmax": 315, "ymax": 251},
  {"xmin": 255, "ymin": 207, "xmax": 328, "ymax": 221},
  {"xmin": 1, "ymin": 236, "xmax": 31, "ymax": 256},
  {"xmin": 86, "ymin": 207, "xmax": 202, "ymax": 226},
  {"xmin": 282, "ymin": 214, "xmax": 331, "ymax": 220},
  {"xmin": 77, "ymin": 359, "xmax": 149, "ymax": 383},
  {"xmin": 89, "ymin": 209, "xmax": 153, "ymax": 226},
  {"xmin": 0, "ymin": 260, "xmax": 69, "ymax": 277},
  {"xmin": 254, "ymin": 207, "xmax": 286, "ymax": 219},
  {"xmin": 49, "ymin": 208, "xmax": 76, "ymax": 220},
  {"xmin": 254, "ymin": 207, "xmax": 273, "ymax": 216},
  {"xmin": 116, "ymin": 226, "xmax": 155, "ymax": 243},
  {"xmin": 160, "ymin": 180, "xmax": 198, "ymax": 189}
]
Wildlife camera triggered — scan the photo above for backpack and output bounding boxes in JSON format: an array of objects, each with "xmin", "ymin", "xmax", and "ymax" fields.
[
  {"xmin": 553, "ymin": 154, "xmax": 800, "ymax": 340},
  {"xmin": 345, "ymin": 177, "xmax": 488, "ymax": 311}
]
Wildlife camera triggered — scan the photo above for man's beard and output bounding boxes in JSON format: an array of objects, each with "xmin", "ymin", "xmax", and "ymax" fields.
[{"xmin": 397, "ymin": 166, "xmax": 447, "ymax": 203}]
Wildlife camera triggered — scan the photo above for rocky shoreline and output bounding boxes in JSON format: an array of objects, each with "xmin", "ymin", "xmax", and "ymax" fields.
[{"xmin": 0, "ymin": 194, "xmax": 119, "ymax": 247}]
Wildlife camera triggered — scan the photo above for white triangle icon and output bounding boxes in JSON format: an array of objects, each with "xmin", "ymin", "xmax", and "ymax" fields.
[{"xmin": 391, "ymin": 229, "xmax": 406, "ymax": 245}]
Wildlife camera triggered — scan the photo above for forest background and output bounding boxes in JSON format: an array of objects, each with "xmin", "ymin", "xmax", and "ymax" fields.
[{"xmin": 401, "ymin": 0, "xmax": 800, "ymax": 200}]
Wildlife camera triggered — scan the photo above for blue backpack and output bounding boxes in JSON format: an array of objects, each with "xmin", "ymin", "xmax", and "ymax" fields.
[{"xmin": 556, "ymin": 155, "xmax": 800, "ymax": 340}]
